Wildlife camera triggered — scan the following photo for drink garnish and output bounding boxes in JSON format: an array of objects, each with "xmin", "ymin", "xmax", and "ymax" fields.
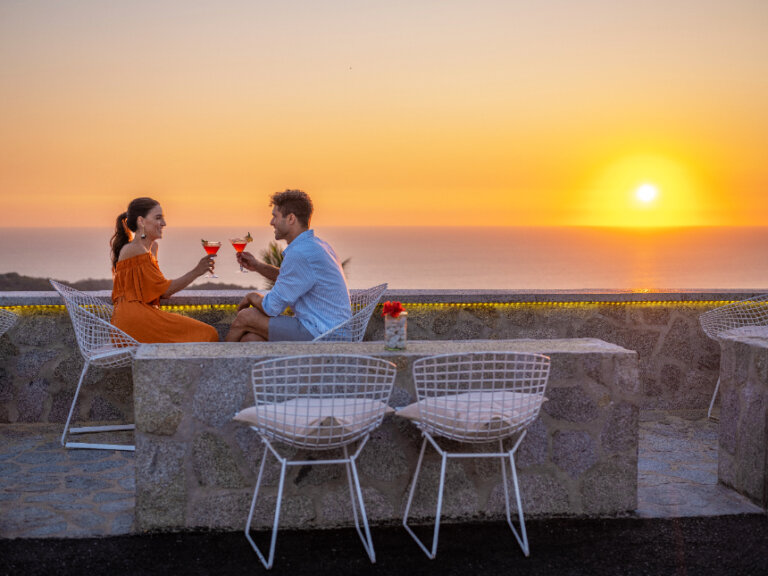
[{"xmin": 245, "ymin": 232, "xmax": 253, "ymax": 243}]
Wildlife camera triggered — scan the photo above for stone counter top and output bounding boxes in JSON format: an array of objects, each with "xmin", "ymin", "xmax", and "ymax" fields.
[
  {"xmin": 720, "ymin": 325, "xmax": 768, "ymax": 346},
  {"xmin": 135, "ymin": 337, "xmax": 631, "ymax": 360}
]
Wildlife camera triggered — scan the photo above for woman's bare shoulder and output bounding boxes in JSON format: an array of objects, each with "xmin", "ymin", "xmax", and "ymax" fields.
[{"xmin": 118, "ymin": 243, "xmax": 148, "ymax": 262}]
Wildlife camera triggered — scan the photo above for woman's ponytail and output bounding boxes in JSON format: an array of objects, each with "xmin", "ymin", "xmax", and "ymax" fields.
[{"xmin": 110, "ymin": 211, "xmax": 130, "ymax": 270}]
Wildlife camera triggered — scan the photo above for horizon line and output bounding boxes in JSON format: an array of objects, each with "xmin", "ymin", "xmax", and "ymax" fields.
[{"xmin": 1, "ymin": 224, "xmax": 766, "ymax": 230}]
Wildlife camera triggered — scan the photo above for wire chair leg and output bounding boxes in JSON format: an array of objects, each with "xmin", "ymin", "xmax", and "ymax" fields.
[
  {"xmin": 500, "ymin": 440, "xmax": 513, "ymax": 526},
  {"xmin": 507, "ymin": 449, "xmax": 530, "ymax": 557},
  {"xmin": 430, "ymin": 450, "xmax": 448, "ymax": 558},
  {"xmin": 403, "ymin": 435, "xmax": 446, "ymax": 559},
  {"xmin": 245, "ymin": 443, "xmax": 286, "ymax": 570},
  {"xmin": 708, "ymin": 376, "xmax": 720, "ymax": 420},
  {"xmin": 60, "ymin": 359, "xmax": 135, "ymax": 451},
  {"xmin": 344, "ymin": 445, "xmax": 376, "ymax": 563},
  {"xmin": 61, "ymin": 359, "xmax": 89, "ymax": 447}
]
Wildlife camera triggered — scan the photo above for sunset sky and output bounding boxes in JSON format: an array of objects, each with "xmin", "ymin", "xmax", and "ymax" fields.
[{"xmin": 1, "ymin": 0, "xmax": 767, "ymax": 228}]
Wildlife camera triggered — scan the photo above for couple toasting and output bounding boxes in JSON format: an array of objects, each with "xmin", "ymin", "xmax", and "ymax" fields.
[{"xmin": 110, "ymin": 190, "xmax": 351, "ymax": 343}]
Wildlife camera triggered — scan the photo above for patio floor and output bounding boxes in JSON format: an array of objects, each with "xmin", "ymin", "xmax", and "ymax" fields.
[{"xmin": 0, "ymin": 410, "xmax": 763, "ymax": 539}]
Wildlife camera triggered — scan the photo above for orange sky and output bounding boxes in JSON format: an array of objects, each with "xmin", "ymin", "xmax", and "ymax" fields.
[{"xmin": 1, "ymin": 1, "xmax": 767, "ymax": 228}]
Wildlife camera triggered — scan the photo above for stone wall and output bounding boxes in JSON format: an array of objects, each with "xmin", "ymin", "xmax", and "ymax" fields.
[
  {"xmin": 133, "ymin": 339, "xmax": 639, "ymax": 530},
  {"xmin": 0, "ymin": 290, "xmax": 748, "ymax": 423},
  {"xmin": 718, "ymin": 326, "xmax": 768, "ymax": 508}
]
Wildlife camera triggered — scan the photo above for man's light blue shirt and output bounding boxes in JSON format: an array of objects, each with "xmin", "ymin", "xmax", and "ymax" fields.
[{"xmin": 261, "ymin": 230, "xmax": 351, "ymax": 338}]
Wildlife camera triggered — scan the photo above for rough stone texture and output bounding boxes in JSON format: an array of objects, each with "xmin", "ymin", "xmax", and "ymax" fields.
[
  {"xmin": 402, "ymin": 456, "xmax": 479, "ymax": 521},
  {"xmin": 132, "ymin": 361, "xmax": 191, "ymax": 436},
  {"xmin": 542, "ymin": 387, "xmax": 599, "ymax": 423},
  {"xmin": 0, "ymin": 294, "xmax": 742, "ymax": 423},
  {"xmin": 601, "ymin": 402, "xmax": 639, "ymax": 454},
  {"xmin": 515, "ymin": 417, "xmax": 548, "ymax": 468},
  {"xmin": 0, "ymin": 424, "xmax": 136, "ymax": 538},
  {"xmin": 486, "ymin": 473, "xmax": 572, "ymax": 516},
  {"xmin": 192, "ymin": 362, "xmax": 250, "ymax": 428},
  {"xmin": 15, "ymin": 378, "xmax": 49, "ymax": 423},
  {"xmin": 552, "ymin": 431, "xmax": 598, "ymax": 478},
  {"xmin": 320, "ymin": 486, "xmax": 395, "ymax": 524},
  {"xmin": 717, "ymin": 327, "xmax": 768, "ymax": 508},
  {"xmin": 133, "ymin": 338, "xmax": 639, "ymax": 530},
  {"xmin": 15, "ymin": 349, "xmax": 58, "ymax": 380},
  {"xmin": 88, "ymin": 397, "xmax": 124, "ymax": 422},
  {"xmin": 357, "ymin": 426, "xmax": 410, "ymax": 482},
  {"xmin": 581, "ymin": 460, "xmax": 638, "ymax": 514},
  {"xmin": 192, "ymin": 432, "xmax": 247, "ymax": 488},
  {"xmin": 188, "ymin": 492, "xmax": 251, "ymax": 530},
  {"xmin": 134, "ymin": 436, "xmax": 188, "ymax": 530}
]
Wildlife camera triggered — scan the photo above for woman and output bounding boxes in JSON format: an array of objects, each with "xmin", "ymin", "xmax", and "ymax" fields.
[{"xmin": 110, "ymin": 197, "xmax": 219, "ymax": 343}]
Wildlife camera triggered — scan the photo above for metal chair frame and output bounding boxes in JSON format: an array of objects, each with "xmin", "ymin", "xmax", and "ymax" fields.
[
  {"xmin": 402, "ymin": 351, "xmax": 550, "ymax": 559},
  {"xmin": 0, "ymin": 308, "xmax": 19, "ymax": 337},
  {"xmin": 50, "ymin": 280, "xmax": 137, "ymax": 451},
  {"xmin": 244, "ymin": 354, "xmax": 397, "ymax": 569},
  {"xmin": 313, "ymin": 283, "xmax": 387, "ymax": 342},
  {"xmin": 699, "ymin": 294, "xmax": 768, "ymax": 419}
]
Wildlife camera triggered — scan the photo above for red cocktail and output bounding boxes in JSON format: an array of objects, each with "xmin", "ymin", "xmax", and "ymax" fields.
[
  {"xmin": 201, "ymin": 241, "xmax": 220, "ymax": 278},
  {"xmin": 230, "ymin": 238, "xmax": 249, "ymax": 273}
]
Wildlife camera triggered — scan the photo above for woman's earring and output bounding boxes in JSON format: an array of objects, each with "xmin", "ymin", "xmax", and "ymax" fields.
[{"xmin": 140, "ymin": 227, "xmax": 146, "ymax": 239}]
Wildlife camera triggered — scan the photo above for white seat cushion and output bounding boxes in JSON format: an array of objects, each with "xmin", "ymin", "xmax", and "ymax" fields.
[
  {"xmin": 234, "ymin": 397, "xmax": 394, "ymax": 445},
  {"xmin": 395, "ymin": 391, "xmax": 546, "ymax": 440}
]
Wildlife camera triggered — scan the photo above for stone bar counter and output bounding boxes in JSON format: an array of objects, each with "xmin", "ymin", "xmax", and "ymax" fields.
[
  {"xmin": 718, "ymin": 326, "xmax": 768, "ymax": 509},
  {"xmin": 132, "ymin": 338, "xmax": 639, "ymax": 531}
]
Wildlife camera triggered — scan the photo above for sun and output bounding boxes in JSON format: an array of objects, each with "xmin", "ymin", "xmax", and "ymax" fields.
[{"xmin": 635, "ymin": 183, "xmax": 659, "ymax": 203}]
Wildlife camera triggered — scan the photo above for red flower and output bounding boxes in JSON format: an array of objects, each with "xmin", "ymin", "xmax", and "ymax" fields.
[{"xmin": 381, "ymin": 301, "xmax": 405, "ymax": 318}]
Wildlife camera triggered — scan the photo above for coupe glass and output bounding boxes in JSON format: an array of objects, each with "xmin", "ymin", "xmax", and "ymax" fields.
[
  {"xmin": 230, "ymin": 238, "xmax": 248, "ymax": 273},
  {"xmin": 202, "ymin": 241, "xmax": 221, "ymax": 278}
]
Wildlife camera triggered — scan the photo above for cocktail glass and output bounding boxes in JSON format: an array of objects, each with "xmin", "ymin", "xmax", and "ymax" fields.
[
  {"xmin": 230, "ymin": 238, "xmax": 248, "ymax": 273},
  {"xmin": 202, "ymin": 241, "xmax": 221, "ymax": 278}
]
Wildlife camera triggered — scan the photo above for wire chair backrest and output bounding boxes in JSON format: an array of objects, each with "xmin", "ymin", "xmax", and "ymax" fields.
[
  {"xmin": 411, "ymin": 351, "xmax": 551, "ymax": 443},
  {"xmin": 314, "ymin": 283, "xmax": 388, "ymax": 342},
  {"xmin": 50, "ymin": 279, "xmax": 138, "ymax": 366},
  {"xmin": 251, "ymin": 354, "xmax": 397, "ymax": 449},
  {"xmin": 0, "ymin": 308, "xmax": 19, "ymax": 337},
  {"xmin": 699, "ymin": 294, "xmax": 768, "ymax": 342}
]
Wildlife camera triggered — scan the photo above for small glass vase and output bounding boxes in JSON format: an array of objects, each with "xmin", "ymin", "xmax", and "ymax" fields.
[{"xmin": 384, "ymin": 311, "xmax": 407, "ymax": 350}]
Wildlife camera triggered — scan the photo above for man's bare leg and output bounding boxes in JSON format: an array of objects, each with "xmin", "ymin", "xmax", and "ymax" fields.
[
  {"xmin": 225, "ymin": 307, "xmax": 270, "ymax": 342},
  {"xmin": 241, "ymin": 332, "xmax": 266, "ymax": 342}
]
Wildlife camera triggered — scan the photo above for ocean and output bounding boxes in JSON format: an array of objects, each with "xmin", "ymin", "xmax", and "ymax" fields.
[{"xmin": 2, "ymin": 226, "xmax": 768, "ymax": 291}]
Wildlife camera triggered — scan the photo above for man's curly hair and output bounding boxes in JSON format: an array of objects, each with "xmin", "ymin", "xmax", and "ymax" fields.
[{"xmin": 270, "ymin": 189, "xmax": 313, "ymax": 228}]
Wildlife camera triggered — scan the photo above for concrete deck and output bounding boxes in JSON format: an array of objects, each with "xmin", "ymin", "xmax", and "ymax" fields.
[{"xmin": 0, "ymin": 410, "xmax": 761, "ymax": 539}]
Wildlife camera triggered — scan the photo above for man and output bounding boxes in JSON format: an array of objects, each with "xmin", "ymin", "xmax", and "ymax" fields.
[{"xmin": 225, "ymin": 189, "xmax": 351, "ymax": 342}]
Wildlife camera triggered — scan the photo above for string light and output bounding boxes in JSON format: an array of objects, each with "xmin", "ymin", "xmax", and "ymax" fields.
[{"xmin": 0, "ymin": 300, "xmax": 742, "ymax": 314}]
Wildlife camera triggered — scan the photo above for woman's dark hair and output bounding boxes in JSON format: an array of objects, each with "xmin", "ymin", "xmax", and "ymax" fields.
[{"xmin": 110, "ymin": 197, "xmax": 160, "ymax": 269}]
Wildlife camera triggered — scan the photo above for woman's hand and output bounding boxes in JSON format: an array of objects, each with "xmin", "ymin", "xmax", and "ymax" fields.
[{"xmin": 194, "ymin": 254, "xmax": 215, "ymax": 277}]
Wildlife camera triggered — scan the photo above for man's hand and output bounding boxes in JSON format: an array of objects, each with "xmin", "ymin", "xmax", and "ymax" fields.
[
  {"xmin": 236, "ymin": 251, "xmax": 259, "ymax": 272},
  {"xmin": 237, "ymin": 291, "xmax": 264, "ymax": 312}
]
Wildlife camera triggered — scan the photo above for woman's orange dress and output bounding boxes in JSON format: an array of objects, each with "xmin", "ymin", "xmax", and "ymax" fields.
[{"xmin": 112, "ymin": 253, "xmax": 219, "ymax": 343}]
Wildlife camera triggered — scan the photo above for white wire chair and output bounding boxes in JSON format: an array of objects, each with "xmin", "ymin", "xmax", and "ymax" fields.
[
  {"xmin": 699, "ymin": 294, "xmax": 768, "ymax": 419},
  {"xmin": 50, "ymin": 280, "xmax": 138, "ymax": 451},
  {"xmin": 399, "ymin": 351, "xmax": 550, "ymax": 559},
  {"xmin": 0, "ymin": 308, "xmax": 19, "ymax": 337},
  {"xmin": 236, "ymin": 354, "xmax": 397, "ymax": 569},
  {"xmin": 313, "ymin": 283, "xmax": 387, "ymax": 342}
]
